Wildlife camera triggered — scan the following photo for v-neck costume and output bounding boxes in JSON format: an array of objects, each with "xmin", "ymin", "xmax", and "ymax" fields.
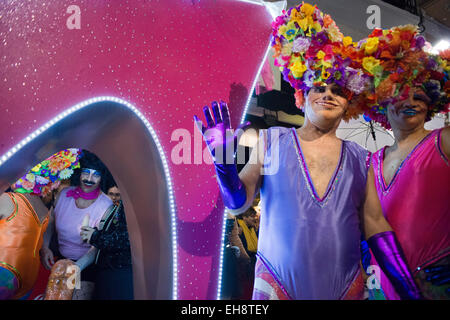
[
  {"xmin": 253, "ymin": 127, "xmax": 370, "ymax": 300},
  {"xmin": 371, "ymin": 128, "xmax": 450, "ymax": 299}
]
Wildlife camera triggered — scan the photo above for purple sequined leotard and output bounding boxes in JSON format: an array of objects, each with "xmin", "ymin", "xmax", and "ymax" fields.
[{"xmin": 253, "ymin": 127, "xmax": 369, "ymax": 300}]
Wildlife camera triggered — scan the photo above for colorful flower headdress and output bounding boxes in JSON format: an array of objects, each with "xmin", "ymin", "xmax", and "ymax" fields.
[
  {"xmin": 271, "ymin": 2, "xmax": 371, "ymax": 120},
  {"xmin": 13, "ymin": 148, "xmax": 81, "ymax": 196},
  {"xmin": 356, "ymin": 24, "xmax": 450, "ymax": 129}
]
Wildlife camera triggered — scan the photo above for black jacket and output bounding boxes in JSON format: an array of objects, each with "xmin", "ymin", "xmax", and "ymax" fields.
[{"xmin": 90, "ymin": 201, "xmax": 132, "ymax": 269}]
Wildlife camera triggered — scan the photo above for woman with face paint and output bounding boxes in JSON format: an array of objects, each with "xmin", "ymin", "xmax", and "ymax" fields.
[
  {"xmin": 194, "ymin": 3, "xmax": 421, "ymax": 300},
  {"xmin": 358, "ymin": 25, "xmax": 450, "ymax": 299},
  {"xmin": 41, "ymin": 150, "xmax": 113, "ymax": 300}
]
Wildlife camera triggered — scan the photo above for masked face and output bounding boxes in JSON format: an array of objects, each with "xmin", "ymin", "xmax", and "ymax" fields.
[
  {"xmin": 305, "ymin": 83, "xmax": 350, "ymax": 127},
  {"xmin": 387, "ymin": 87, "xmax": 429, "ymax": 130},
  {"xmin": 80, "ymin": 168, "xmax": 101, "ymax": 193},
  {"xmin": 107, "ymin": 186, "xmax": 121, "ymax": 205}
]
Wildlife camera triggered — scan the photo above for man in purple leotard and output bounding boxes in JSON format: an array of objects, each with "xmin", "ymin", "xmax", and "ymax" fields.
[{"xmin": 194, "ymin": 3, "xmax": 422, "ymax": 300}]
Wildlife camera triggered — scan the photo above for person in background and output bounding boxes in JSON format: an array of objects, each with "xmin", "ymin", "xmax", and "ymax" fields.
[
  {"xmin": 358, "ymin": 25, "xmax": 450, "ymax": 299},
  {"xmin": 194, "ymin": 3, "xmax": 422, "ymax": 300},
  {"xmin": 80, "ymin": 183, "xmax": 134, "ymax": 300},
  {"xmin": 0, "ymin": 148, "xmax": 81, "ymax": 299},
  {"xmin": 40, "ymin": 150, "xmax": 113, "ymax": 300}
]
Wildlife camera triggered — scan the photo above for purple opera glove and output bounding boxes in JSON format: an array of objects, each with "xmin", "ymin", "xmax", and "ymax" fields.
[
  {"xmin": 194, "ymin": 101, "xmax": 249, "ymax": 209},
  {"xmin": 368, "ymin": 231, "xmax": 422, "ymax": 300}
]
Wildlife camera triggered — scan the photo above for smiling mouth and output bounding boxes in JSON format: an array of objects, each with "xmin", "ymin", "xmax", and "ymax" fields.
[
  {"xmin": 82, "ymin": 180, "xmax": 96, "ymax": 186},
  {"xmin": 317, "ymin": 101, "xmax": 337, "ymax": 107},
  {"xmin": 400, "ymin": 108, "xmax": 419, "ymax": 116}
]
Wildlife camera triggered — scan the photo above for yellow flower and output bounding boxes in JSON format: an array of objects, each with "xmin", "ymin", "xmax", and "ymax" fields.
[
  {"xmin": 282, "ymin": 21, "xmax": 298, "ymax": 41},
  {"xmin": 298, "ymin": 17, "xmax": 312, "ymax": 31},
  {"xmin": 343, "ymin": 36, "xmax": 353, "ymax": 47},
  {"xmin": 300, "ymin": 2, "xmax": 315, "ymax": 17},
  {"xmin": 365, "ymin": 37, "xmax": 379, "ymax": 55},
  {"xmin": 26, "ymin": 173, "xmax": 36, "ymax": 183},
  {"xmin": 291, "ymin": 60, "xmax": 308, "ymax": 78},
  {"xmin": 312, "ymin": 21, "xmax": 322, "ymax": 32},
  {"xmin": 321, "ymin": 60, "xmax": 332, "ymax": 69},
  {"xmin": 317, "ymin": 50, "xmax": 325, "ymax": 60},
  {"xmin": 290, "ymin": 8, "xmax": 303, "ymax": 24},
  {"xmin": 321, "ymin": 69, "xmax": 331, "ymax": 80},
  {"xmin": 362, "ymin": 57, "xmax": 381, "ymax": 75},
  {"xmin": 278, "ymin": 25, "xmax": 288, "ymax": 37},
  {"xmin": 31, "ymin": 164, "xmax": 41, "ymax": 173}
]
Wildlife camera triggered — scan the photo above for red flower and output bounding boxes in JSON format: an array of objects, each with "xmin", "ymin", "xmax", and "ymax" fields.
[{"xmin": 369, "ymin": 29, "xmax": 383, "ymax": 37}]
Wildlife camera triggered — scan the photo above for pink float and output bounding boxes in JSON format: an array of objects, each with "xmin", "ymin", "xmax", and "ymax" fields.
[{"xmin": 0, "ymin": 0, "xmax": 273, "ymax": 299}]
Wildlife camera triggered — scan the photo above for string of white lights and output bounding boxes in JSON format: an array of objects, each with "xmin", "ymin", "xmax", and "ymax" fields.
[
  {"xmin": 216, "ymin": 40, "xmax": 273, "ymax": 300},
  {"xmin": 0, "ymin": 96, "xmax": 178, "ymax": 300}
]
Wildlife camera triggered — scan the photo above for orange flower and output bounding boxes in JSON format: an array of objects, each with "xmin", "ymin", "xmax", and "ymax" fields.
[{"xmin": 323, "ymin": 14, "xmax": 333, "ymax": 28}]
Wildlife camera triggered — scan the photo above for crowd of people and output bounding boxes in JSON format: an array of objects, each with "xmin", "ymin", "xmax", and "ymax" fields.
[
  {"xmin": 194, "ymin": 2, "xmax": 449, "ymax": 300},
  {"xmin": 0, "ymin": 1, "xmax": 449, "ymax": 301},
  {"xmin": 0, "ymin": 150, "xmax": 133, "ymax": 300}
]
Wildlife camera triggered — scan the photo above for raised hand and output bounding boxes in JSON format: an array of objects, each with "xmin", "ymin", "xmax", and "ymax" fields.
[
  {"xmin": 193, "ymin": 100, "xmax": 249, "ymax": 209},
  {"xmin": 194, "ymin": 100, "xmax": 249, "ymax": 164}
]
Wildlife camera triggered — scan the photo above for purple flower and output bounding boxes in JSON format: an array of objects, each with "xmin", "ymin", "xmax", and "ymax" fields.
[
  {"xmin": 292, "ymin": 37, "xmax": 311, "ymax": 53},
  {"xmin": 415, "ymin": 36, "xmax": 426, "ymax": 49},
  {"xmin": 311, "ymin": 31, "xmax": 328, "ymax": 47},
  {"xmin": 346, "ymin": 72, "xmax": 368, "ymax": 94}
]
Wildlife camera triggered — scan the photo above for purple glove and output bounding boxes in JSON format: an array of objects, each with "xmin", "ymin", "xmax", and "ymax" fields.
[
  {"xmin": 368, "ymin": 231, "xmax": 422, "ymax": 300},
  {"xmin": 194, "ymin": 101, "xmax": 249, "ymax": 209}
]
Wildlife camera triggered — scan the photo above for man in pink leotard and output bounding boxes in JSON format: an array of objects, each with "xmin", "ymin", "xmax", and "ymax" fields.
[{"xmin": 358, "ymin": 25, "xmax": 450, "ymax": 299}]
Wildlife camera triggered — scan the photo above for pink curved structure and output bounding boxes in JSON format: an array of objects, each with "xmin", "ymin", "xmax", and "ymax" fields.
[{"xmin": 0, "ymin": 0, "xmax": 272, "ymax": 299}]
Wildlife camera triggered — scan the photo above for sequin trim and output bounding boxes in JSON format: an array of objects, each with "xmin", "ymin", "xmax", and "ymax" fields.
[
  {"xmin": 256, "ymin": 252, "xmax": 293, "ymax": 300},
  {"xmin": 435, "ymin": 128, "xmax": 449, "ymax": 166},
  {"xmin": 290, "ymin": 128, "xmax": 345, "ymax": 207},
  {"xmin": 0, "ymin": 261, "xmax": 22, "ymax": 290},
  {"xmin": 5, "ymin": 193, "xmax": 18, "ymax": 222}
]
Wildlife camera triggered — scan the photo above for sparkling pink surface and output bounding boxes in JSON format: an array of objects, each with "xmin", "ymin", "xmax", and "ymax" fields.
[{"xmin": 0, "ymin": 0, "xmax": 272, "ymax": 299}]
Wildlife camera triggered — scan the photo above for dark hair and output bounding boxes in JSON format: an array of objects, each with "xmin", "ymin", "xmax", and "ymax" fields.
[
  {"xmin": 71, "ymin": 150, "xmax": 113, "ymax": 193},
  {"xmin": 236, "ymin": 207, "xmax": 257, "ymax": 220}
]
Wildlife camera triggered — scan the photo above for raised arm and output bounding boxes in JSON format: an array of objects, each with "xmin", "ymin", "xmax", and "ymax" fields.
[
  {"xmin": 194, "ymin": 101, "xmax": 264, "ymax": 215},
  {"xmin": 361, "ymin": 165, "xmax": 422, "ymax": 299}
]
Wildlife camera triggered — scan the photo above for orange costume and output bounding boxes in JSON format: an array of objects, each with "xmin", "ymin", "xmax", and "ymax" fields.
[{"xmin": 0, "ymin": 193, "xmax": 49, "ymax": 299}]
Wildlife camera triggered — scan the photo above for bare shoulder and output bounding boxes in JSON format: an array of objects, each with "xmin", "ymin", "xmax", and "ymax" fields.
[
  {"xmin": 440, "ymin": 126, "xmax": 450, "ymax": 158},
  {"xmin": 0, "ymin": 192, "xmax": 14, "ymax": 219}
]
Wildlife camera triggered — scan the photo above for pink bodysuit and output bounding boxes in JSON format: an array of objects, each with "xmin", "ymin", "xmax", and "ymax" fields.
[{"xmin": 371, "ymin": 128, "xmax": 450, "ymax": 299}]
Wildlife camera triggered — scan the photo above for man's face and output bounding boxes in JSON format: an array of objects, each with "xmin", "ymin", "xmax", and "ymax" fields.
[
  {"xmin": 304, "ymin": 83, "xmax": 350, "ymax": 127},
  {"xmin": 80, "ymin": 168, "xmax": 101, "ymax": 193},
  {"xmin": 243, "ymin": 214, "xmax": 258, "ymax": 229},
  {"xmin": 107, "ymin": 186, "xmax": 121, "ymax": 205},
  {"xmin": 387, "ymin": 87, "xmax": 429, "ymax": 131}
]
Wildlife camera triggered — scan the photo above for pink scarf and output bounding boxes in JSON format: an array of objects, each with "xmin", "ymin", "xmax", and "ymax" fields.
[{"xmin": 66, "ymin": 186, "xmax": 100, "ymax": 200}]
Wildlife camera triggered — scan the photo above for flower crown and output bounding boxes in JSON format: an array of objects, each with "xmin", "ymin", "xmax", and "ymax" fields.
[
  {"xmin": 271, "ymin": 2, "xmax": 371, "ymax": 120},
  {"xmin": 13, "ymin": 148, "xmax": 81, "ymax": 197},
  {"xmin": 356, "ymin": 24, "xmax": 450, "ymax": 129}
]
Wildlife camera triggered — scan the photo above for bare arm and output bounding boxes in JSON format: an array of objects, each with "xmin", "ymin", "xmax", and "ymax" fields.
[
  {"xmin": 440, "ymin": 126, "xmax": 450, "ymax": 159},
  {"xmin": 43, "ymin": 207, "xmax": 55, "ymax": 247},
  {"xmin": 361, "ymin": 165, "xmax": 392, "ymax": 239},
  {"xmin": 227, "ymin": 130, "xmax": 265, "ymax": 215},
  {"xmin": 0, "ymin": 193, "xmax": 14, "ymax": 220},
  {"xmin": 75, "ymin": 246, "xmax": 98, "ymax": 271}
]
